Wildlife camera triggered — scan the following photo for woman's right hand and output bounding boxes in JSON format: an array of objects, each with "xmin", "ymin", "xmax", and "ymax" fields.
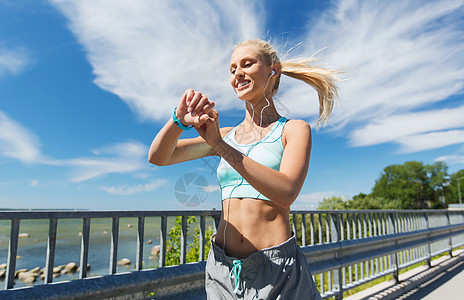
[{"xmin": 176, "ymin": 89, "xmax": 215, "ymax": 127}]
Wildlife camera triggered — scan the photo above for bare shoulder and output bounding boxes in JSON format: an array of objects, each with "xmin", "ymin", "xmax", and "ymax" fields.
[
  {"xmin": 220, "ymin": 127, "xmax": 234, "ymax": 138},
  {"xmin": 282, "ymin": 119, "xmax": 311, "ymax": 146}
]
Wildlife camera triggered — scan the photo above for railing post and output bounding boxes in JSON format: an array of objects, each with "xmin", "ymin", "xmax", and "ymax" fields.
[
  {"xmin": 136, "ymin": 216, "xmax": 145, "ymax": 271},
  {"xmin": 445, "ymin": 211, "xmax": 453, "ymax": 257},
  {"xmin": 423, "ymin": 213, "xmax": 432, "ymax": 267},
  {"xmin": 318, "ymin": 213, "xmax": 324, "ymax": 295},
  {"xmin": 199, "ymin": 215, "xmax": 206, "ymax": 261},
  {"xmin": 292, "ymin": 213, "xmax": 298, "ymax": 244},
  {"xmin": 109, "ymin": 217, "xmax": 119, "ymax": 274},
  {"xmin": 79, "ymin": 218, "xmax": 91, "ymax": 279},
  {"xmin": 213, "ymin": 215, "xmax": 221, "ymax": 233},
  {"xmin": 45, "ymin": 218, "xmax": 58, "ymax": 283},
  {"xmin": 387, "ymin": 213, "xmax": 399, "ymax": 283},
  {"xmin": 159, "ymin": 216, "xmax": 167, "ymax": 267},
  {"xmin": 180, "ymin": 216, "xmax": 187, "ymax": 264},
  {"xmin": 331, "ymin": 213, "xmax": 343, "ymax": 300},
  {"xmin": 310, "ymin": 213, "xmax": 315, "ymax": 245},
  {"xmin": 5, "ymin": 219, "xmax": 20, "ymax": 289},
  {"xmin": 302, "ymin": 214, "xmax": 307, "ymax": 247}
]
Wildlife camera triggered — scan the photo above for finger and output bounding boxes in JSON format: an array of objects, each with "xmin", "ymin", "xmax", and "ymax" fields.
[
  {"xmin": 188, "ymin": 92, "xmax": 203, "ymax": 115},
  {"xmin": 192, "ymin": 114, "xmax": 203, "ymax": 127},
  {"xmin": 198, "ymin": 100, "xmax": 215, "ymax": 117},
  {"xmin": 179, "ymin": 89, "xmax": 194, "ymax": 112},
  {"xmin": 207, "ymin": 109, "xmax": 218, "ymax": 118},
  {"xmin": 193, "ymin": 95, "xmax": 213, "ymax": 116}
]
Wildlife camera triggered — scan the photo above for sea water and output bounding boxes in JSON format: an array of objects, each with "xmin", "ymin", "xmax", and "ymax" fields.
[{"xmin": 0, "ymin": 216, "xmax": 202, "ymax": 290}]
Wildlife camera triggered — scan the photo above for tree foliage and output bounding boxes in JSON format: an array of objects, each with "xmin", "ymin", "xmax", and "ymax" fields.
[
  {"xmin": 165, "ymin": 216, "xmax": 213, "ymax": 266},
  {"xmin": 318, "ymin": 196, "xmax": 347, "ymax": 210},
  {"xmin": 317, "ymin": 161, "xmax": 463, "ymax": 210},
  {"xmin": 445, "ymin": 169, "xmax": 464, "ymax": 205}
]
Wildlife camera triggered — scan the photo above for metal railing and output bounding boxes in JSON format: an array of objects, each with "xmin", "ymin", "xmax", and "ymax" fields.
[{"xmin": 0, "ymin": 209, "xmax": 463, "ymax": 299}]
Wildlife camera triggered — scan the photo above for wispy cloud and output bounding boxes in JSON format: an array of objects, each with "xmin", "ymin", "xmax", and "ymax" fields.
[
  {"xmin": 292, "ymin": 191, "xmax": 346, "ymax": 209},
  {"xmin": 52, "ymin": 142, "xmax": 149, "ymax": 183},
  {"xmin": 50, "ymin": 0, "xmax": 263, "ymax": 121},
  {"xmin": 50, "ymin": 0, "xmax": 464, "ymax": 159},
  {"xmin": 0, "ymin": 111, "xmax": 42, "ymax": 163},
  {"xmin": 349, "ymin": 105, "xmax": 464, "ymax": 152},
  {"xmin": 205, "ymin": 185, "xmax": 220, "ymax": 192},
  {"xmin": 0, "ymin": 47, "xmax": 28, "ymax": 77},
  {"xmin": 101, "ymin": 179, "xmax": 168, "ymax": 195},
  {"xmin": 291, "ymin": 0, "xmax": 464, "ymax": 156},
  {"xmin": 0, "ymin": 111, "xmax": 149, "ymax": 182},
  {"xmin": 435, "ymin": 154, "xmax": 464, "ymax": 165}
]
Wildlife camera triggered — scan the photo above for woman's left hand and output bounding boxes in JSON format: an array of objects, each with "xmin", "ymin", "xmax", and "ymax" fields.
[{"xmin": 195, "ymin": 109, "xmax": 222, "ymax": 148}]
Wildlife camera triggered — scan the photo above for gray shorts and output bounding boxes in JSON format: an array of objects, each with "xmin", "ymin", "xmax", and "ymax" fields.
[{"xmin": 205, "ymin": 234, "xmax": 321, "ymax": 300}]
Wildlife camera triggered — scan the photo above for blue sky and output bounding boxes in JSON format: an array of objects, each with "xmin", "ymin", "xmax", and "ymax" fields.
[{"xmin": 0, "ymin": 0, "xmax": 463, "ymax": 210}]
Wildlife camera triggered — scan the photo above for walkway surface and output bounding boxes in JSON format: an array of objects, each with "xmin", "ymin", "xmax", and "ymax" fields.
[
  {"xmin": 401, "ymin": 259, "xmax": 464, "ymax": 299},
  {"xmin": 346, "ymin": 249, "xmax": 464, "ymax": 300}
]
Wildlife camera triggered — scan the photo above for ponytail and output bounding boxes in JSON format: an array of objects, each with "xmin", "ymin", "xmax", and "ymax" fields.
[{"xmin": 281, "ymin": 59, "xmax": 339, "ymax": 127}]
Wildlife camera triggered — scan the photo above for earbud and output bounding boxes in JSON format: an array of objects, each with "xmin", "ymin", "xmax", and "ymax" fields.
[{"xmin": 271, "ymin": 70, "xmax": 275, "ymax": 76}]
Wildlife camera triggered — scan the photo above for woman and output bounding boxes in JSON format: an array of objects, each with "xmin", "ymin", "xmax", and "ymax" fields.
[{"xmin": 148, "ymin": 39, "xmax": 338, "ymax": 299}]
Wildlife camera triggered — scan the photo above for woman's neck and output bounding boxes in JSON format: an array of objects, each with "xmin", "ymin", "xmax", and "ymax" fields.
[{"xmin": 244, "ymin": 98, "xmax": 281, "ymax": 128}]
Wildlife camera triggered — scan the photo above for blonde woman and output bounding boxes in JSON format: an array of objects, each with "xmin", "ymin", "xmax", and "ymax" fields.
[{"xmin": 149, "ymin": 39, "xmax": 338, "ymax": 299}]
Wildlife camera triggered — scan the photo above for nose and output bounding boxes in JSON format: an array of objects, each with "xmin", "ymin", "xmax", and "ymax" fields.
[{"xmin": 234, "ymin": 66, "xmax": 244, "ymax": 78}]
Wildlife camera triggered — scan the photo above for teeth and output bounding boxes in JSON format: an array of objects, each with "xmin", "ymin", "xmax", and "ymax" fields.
[{"xmin": 237, "ymin": 81, "xmax": 250, "ymax": 88}]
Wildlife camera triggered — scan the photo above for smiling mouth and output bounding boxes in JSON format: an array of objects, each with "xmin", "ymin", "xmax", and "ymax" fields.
[{"xmin": 236, "ymin": 80, "xmax": 251, "ymax": 90}]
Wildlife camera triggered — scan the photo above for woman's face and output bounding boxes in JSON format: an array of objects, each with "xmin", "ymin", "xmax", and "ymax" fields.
[{"xmin": 229, "ymin": 45, "xmax": 273, "ymax": 101}]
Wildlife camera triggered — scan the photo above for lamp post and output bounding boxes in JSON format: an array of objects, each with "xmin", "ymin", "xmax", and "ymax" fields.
[{"xmin": 458, "ymin": 177, "xmax": 464, "ymax": 207}]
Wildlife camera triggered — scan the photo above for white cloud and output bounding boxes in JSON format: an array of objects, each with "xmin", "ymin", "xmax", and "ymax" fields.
[
  {"xmin": 350, "ymin": 106, "xmax": 464, "ymax": 146},
  {"xmin": 205, "ymin": 185, "xmax": 220, "ymax": 192},
  {"xmin": 398, "ymin": 130, "xmax": 464, "ymax": 153},
  {"xmin": 49, "ymin": 0, "xmax": 464, "ymax": 158},
  {"xmin": 50, "ymin": 0, "xmax": 263, "ymax": 121},
  {"xmin": 0, "ymin": 47, "xmax": 28, "ymax": 76},
  {"xmin": 435, "ymin": 154, "xmax": 464, "ymax": 165},
  {"xmin": 0, "ymin": 110, "xmax": 149, "ymax": 181},
  {"xmin": 0, "ymin": 111, "xmax": 42, "ymax": 163},
  {"xmin": 101, "ymin": 179, "xmax": 168, "ymax": 195},
  {"xmin": 292, "ymin": 191, "xmax": 345, "ymax": 209},
  {"xmin": 62, "ymin": 142, "xmax": 149, "ymax": 183},
  {"xmin": 350, "ymin": 105, "xmax": 464, "ymax": 151},
  {"xmin": 279, "ymin": 0, "xmax": 464, "ymax": 152}
]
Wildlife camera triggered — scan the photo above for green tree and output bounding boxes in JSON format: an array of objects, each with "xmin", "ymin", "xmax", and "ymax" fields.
[
  {"xmin": 445, "ymin": 169, "xmax": 464, "ymax": 205},
  {"xmin": 318, "ymin": 196, "xmax": 347, "ymax": 210},
  {"xmin": 348, "ymin": 194, "xmax": 381, "ymax": 210},
  {"xmin": 165, "ymin": 216, "xmax": 214, "ymax": 266},
  {"xmin": 427, "ymin": 161, "xmax": 449, "ymax": 207},
  {"xmin": 372, "ymin": 161, "xmax": 433, "ymax": 209}
]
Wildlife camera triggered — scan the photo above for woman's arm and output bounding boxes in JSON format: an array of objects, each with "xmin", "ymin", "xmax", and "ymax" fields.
[
  {"xmin": 148, "ymin": 119, "xmax": 232, "ymax": 166},
  {"xmin": 148, "ymin": 89, "xmax": 217, "ymax": 166},
  {"xmin": 200, "ymin": 116, "xmax": 312, "ymax": 208},
  {"xmin": 148, "ymin": 118, "xmax": 210, "ymax": 166}
]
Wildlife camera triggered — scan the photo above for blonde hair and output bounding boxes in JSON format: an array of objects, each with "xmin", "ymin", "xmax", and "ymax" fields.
[{"xmin": 235, "ymin": 39, "xmax": 339, "ymax": 127}]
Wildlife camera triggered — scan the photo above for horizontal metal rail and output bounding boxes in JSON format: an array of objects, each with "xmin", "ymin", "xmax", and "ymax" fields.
[
  {"xmin": 303, "ymin": 223, "xmax": 464, "ymax": 274},
  {"xmin": 0, "ymin": 209, "xmax": 463, "ymax": 299}
]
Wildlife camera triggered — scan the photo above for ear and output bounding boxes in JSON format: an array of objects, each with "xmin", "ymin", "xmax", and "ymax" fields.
[{"xmin": 271, "ymin": 64, "xmax": 281, "ymax": 77}]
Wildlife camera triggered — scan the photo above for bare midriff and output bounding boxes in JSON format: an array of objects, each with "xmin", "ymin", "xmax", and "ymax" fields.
[{"xmin": 214, "ymin": 198, "xmax": 292, "ymax": 259}]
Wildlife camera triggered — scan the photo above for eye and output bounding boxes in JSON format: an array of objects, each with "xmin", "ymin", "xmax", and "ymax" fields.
[{"xmin": 230, "ymin": 68, "xmax": 236, "ymax": 75}]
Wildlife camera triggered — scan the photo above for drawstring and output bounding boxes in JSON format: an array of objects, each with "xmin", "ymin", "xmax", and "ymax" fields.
[{"xmin": 229, "ymin": 259, "xmax": 242, "ymax": 294}]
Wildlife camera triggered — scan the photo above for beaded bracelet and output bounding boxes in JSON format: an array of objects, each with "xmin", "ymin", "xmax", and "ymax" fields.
[{"xmin": 172, "ymin": 107, "xmax": 193, "ymax": 130}]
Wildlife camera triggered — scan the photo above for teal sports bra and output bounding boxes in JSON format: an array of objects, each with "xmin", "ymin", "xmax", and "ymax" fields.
[{"xmin": 216, "ymin": 117, "xmax": 288, "ymax": 201}]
